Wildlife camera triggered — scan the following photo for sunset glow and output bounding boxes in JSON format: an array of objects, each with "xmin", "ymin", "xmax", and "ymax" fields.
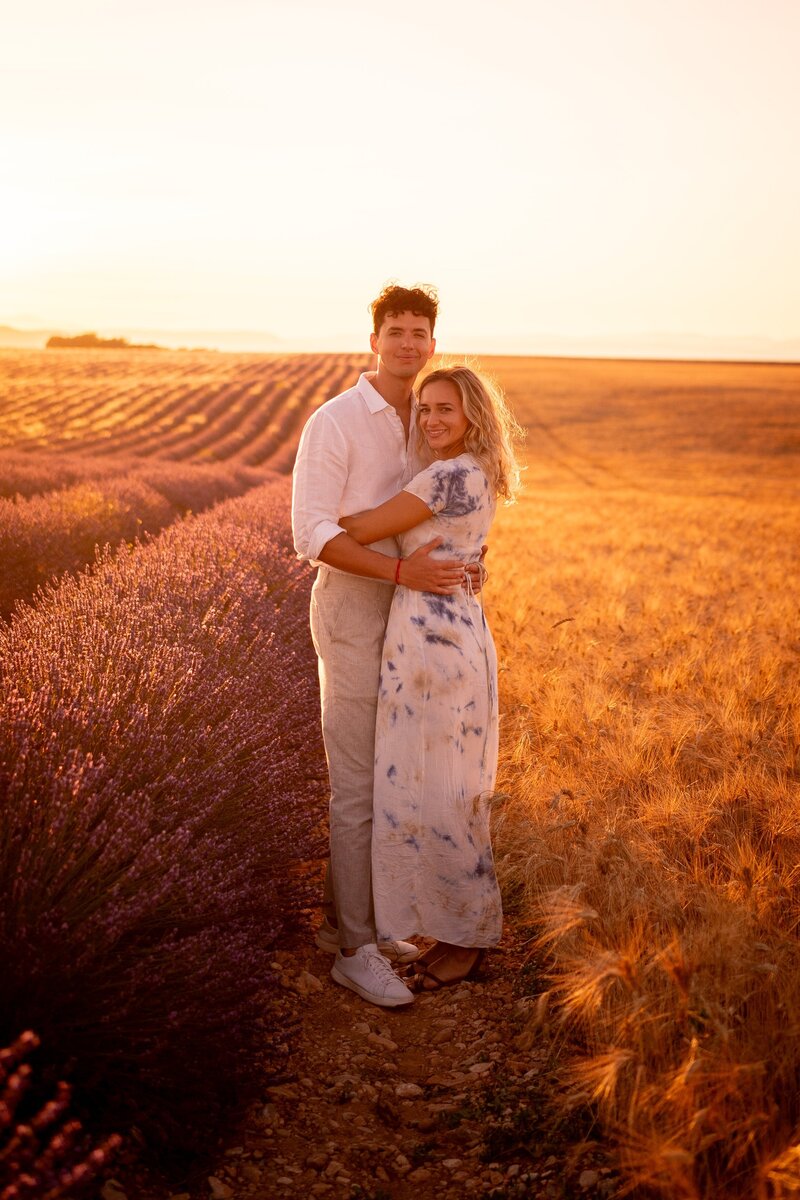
[{"xmin": 2, "ymin": 0, "xmax": 798, "ymax": 357}]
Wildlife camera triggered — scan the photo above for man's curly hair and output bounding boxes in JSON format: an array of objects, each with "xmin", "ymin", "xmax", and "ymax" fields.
[{"xmin": 371, "ymin": 283, "xmax": 439, "ymax": 335}]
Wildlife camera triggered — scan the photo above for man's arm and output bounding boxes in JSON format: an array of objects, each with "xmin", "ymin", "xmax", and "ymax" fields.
[
  {"xmin": 319, "ymin": 533, "xmax": 465, "ymax": 594},
  {"xmin": 291, "ymin": 409, "xmax": 350, "ymax": 563}
]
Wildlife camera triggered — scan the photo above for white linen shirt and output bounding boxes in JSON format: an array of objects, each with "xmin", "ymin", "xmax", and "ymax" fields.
[{"xmin": 292, "ymin": 373, "xmax": 422, "ymax": 571}]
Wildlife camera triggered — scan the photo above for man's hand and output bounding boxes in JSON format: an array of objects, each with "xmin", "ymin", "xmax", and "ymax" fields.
[{"xmin": 400, "ymin": 538, "xmax": 465, "ymax": 594}]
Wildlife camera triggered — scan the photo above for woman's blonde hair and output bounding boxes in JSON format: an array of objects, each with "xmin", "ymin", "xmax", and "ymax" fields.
[{"xmin": 417, "ymin": 365, "xmax": 524, "ymax": 501}]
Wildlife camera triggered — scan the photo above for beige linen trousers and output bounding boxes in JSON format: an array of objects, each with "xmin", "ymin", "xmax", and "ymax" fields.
[{"xmin": 309, "ymin": 565, "xmax": 395, "ymax": 947}]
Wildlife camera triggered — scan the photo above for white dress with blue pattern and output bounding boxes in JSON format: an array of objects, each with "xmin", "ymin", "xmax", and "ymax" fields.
[{"xmin": 372, "ymin": 453, "xmax": 502, "ymax": 948}]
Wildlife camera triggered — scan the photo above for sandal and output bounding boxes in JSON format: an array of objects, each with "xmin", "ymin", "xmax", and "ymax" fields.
[
  {"xmin": 406, "ymin": 949, "xmax": 485, "ymax": 993},
  {"xmin": 402, "ymin": 945, "xmax": 447, "ymax": 980}
]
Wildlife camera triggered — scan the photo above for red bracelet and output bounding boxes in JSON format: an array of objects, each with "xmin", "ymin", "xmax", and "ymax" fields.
[{"xmin": 395, "ymin": 558, "xmax": 402, "ymax": 585}]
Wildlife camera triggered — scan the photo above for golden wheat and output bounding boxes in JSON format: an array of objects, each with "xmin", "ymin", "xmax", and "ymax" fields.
[{"xmin": 489, "ymin": 366, "xmax": 800, "ymax": 1199}]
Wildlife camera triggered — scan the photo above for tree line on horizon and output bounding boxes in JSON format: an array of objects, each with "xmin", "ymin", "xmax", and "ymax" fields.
[{"xmin": 46, "ymin": 333, "xmax": 164, "ymax": 350}]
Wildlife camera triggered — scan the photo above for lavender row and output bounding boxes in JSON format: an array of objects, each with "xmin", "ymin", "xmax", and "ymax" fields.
[
  {"xmin": 0, "ymin": 478, "xmax": 325, "ymax": 1148},
  {"xmin": 0, "ymin": 449, "xmax": 270, "ymax": 501},
  {"xmin": 0, "ymin": 457, "xmax": 272, "ymax": 619}
]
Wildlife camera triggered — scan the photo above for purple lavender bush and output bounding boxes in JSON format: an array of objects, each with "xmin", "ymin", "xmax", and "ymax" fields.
[
  {"xmin": 0, "ymin": 449, "xmax": 268, "ymax": 502},
  {"xmin": 0, "ymin": 459, "xmax": 271, "ymax": 618},
  {"xmin": 0, "ymin": 1031, "xmax": 121, "ymax": 1199},
  {"xmin": 134, "ymin": 458, "xmax": 269, "ymax": 512},
  {"xmin": 0, "ymin": 451, "xmax": 127, "ymax": 499},
  {"xmin": 0, "ymin": 479, "xmax": 325, "ymax": 1147},
  {"xmin": 0, "ymin": 478, "xmax": 172, "ymax": 619}
]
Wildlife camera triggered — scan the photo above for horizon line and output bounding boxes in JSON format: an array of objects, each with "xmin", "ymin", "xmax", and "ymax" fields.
[{"xmin": 1, "ymin": 322, "xmax": 799, "ymax": 366}]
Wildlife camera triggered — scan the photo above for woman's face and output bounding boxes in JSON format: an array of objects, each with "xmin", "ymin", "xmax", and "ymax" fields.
[{"xmin": 418, "ymin": 379, "xmax": 470, "ymax": 458}]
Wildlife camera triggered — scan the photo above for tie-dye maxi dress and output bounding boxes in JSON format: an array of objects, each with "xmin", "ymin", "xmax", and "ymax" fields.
[{"xmin": 372, "ymin": 453, "xmax": 503, "ymax": 948}]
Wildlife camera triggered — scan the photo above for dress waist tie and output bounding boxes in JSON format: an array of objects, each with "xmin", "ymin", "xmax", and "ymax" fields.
[{"xmin": 463, "ymin": 559, "xmax": 493, "ymax": 791}]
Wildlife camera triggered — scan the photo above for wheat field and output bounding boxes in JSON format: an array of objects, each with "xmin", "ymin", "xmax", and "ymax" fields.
[
  {"xmin": 1, "ymin": 347, "xmax": 799, "ymax": 1196},
  {"xmin": 485, "ymin": 356, "xmax": 800, "ymax": 1198}
]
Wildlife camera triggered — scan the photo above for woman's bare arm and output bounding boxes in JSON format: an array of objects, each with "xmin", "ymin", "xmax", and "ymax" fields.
[{"xmin": 340, "ymin": 491, "xmax": 433, "ymax": 545}]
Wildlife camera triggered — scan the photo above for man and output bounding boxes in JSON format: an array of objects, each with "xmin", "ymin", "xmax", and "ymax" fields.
[{"xmin": 292, "ymin": 284, "xmax": 466, "ymax": 1008}]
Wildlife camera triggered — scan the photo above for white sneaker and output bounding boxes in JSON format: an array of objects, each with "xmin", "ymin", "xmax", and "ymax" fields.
[
  {"xmin": 331, "ymin": 944, "xmax": 415, "ymax": 1007},
  {"xmin": 315, "ymin": 918, "xmax": 420, "ymax": 964}
]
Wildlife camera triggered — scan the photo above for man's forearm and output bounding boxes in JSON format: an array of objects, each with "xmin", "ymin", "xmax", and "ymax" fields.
[
  {"xmin": 318, "ymin": 532, "xmax": 467, "ymax": 595},
  {"xmin": 317, "ymin": 532, "xmax": 396, "ymax": 581}
]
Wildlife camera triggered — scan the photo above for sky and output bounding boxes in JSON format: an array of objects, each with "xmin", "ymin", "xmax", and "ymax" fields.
[{"xmin": 1, "ymin": 0, "xmax": 799, "ymax": 357}]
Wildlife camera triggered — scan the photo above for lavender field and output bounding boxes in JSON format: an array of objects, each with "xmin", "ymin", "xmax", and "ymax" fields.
[{"xmin": 0, "ymin": 350, "xmax": 364, "ymax": 1192}]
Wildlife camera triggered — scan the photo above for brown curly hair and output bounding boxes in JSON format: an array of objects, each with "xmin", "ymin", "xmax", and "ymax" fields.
[{"xmin": 371, "ymin": 283, "xmax": 439, "ymax": 335}]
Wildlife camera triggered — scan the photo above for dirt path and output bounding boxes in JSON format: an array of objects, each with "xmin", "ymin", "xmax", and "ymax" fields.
[{"xmin": 186, "ymin": 920, "xmax": 616, "ymax": 1200}]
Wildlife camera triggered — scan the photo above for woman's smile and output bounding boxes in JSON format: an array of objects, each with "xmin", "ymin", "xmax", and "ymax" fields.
[{"xmin": 418, "ymin": 378, "xmax": 470, "ymax": 458}]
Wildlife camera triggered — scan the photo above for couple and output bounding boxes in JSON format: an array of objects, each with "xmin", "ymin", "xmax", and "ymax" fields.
[{"xmin": 291, "ymin": 284, "xmax": 520, "ymax": 1008}]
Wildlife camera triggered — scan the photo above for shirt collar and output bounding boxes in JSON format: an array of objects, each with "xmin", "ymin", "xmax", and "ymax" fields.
[{"xmin": 356, "ymin": 372, "xmax": 416, "ymax": 415}]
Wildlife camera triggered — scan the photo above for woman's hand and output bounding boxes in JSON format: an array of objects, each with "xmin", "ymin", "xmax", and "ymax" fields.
[{"xmin": 465, "ymin": 543, "xmax": 489, "ymax": 593}]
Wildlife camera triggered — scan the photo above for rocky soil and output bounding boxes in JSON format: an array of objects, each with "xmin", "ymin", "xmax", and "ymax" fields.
[{"xmin": 110, "ymin": 917, "xmax": 616, "ymax": 1200}]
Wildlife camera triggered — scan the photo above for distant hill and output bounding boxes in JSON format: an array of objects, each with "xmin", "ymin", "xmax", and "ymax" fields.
[
  {"xmin": 0, "ymin": 325, "xmax": 60, "ymax": 349},
  {"xmin": 46, "ymin": 332, "xmax": 164, "ymax": 350}
]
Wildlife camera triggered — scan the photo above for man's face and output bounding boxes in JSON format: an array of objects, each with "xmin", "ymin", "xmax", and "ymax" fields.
[{"xmin": 370, "ymin": 310, "xmax": 435, "ymax": 382}]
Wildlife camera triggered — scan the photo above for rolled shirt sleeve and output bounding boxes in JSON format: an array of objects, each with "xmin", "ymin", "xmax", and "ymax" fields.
[{"xmin": 291, "ymin": 407, "xmax": 349, "ymax": 562}]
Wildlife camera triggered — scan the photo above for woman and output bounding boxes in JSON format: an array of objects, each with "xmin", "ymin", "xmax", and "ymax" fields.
[{"xmin": 339, "ymin": 366, "xmax": 522, "ymax": 991}]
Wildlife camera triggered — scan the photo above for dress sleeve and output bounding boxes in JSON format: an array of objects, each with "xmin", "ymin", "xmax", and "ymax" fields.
[{"xmin": 403, "ymin": 459, "xmax": 482, "ymax": 518}]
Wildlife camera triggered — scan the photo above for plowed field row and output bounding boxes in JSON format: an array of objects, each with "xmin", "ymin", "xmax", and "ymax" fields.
[
  {"xmin": 0, "ymin": 350, "xmax": 370, "ymax": 471},
  {"xmin": 0, "ymin": 351, "xmax": 369, "ymax": 618}
]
